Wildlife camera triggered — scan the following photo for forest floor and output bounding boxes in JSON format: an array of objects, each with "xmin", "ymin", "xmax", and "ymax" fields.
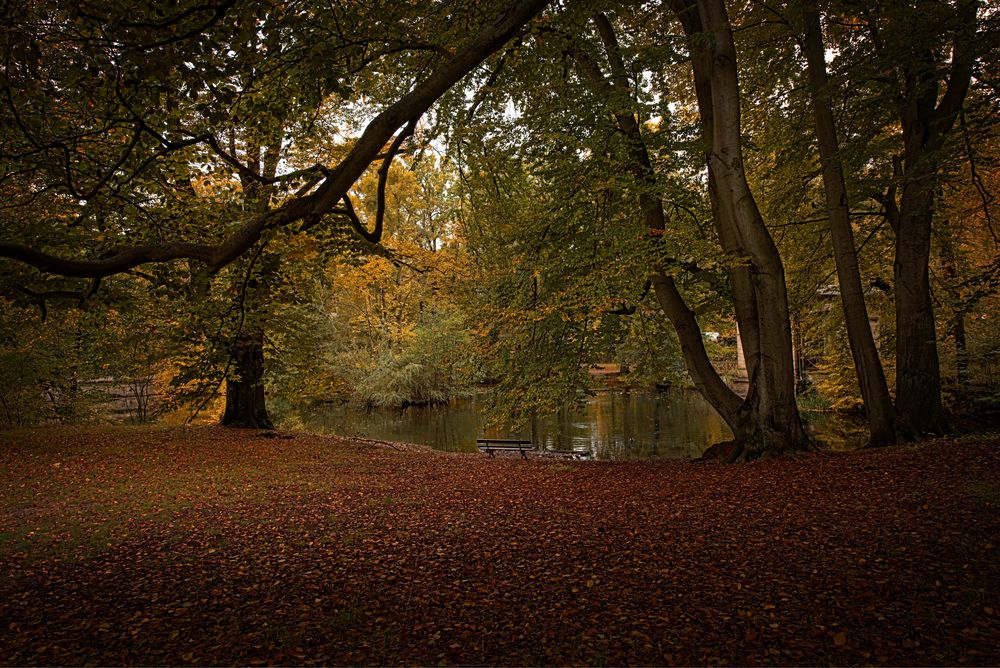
[{"xmin": 0, "ymin": 426, "xmax": 998, "ymax": 666}]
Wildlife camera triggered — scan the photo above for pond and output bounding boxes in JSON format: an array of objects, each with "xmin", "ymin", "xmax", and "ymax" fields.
[
  {"xmin": 300, "ymin": 388, "xmax": 868, "ymax": 460},
  {"xmin": 303, "ymin": 388, "xmax": 727, "ymax": 459}
]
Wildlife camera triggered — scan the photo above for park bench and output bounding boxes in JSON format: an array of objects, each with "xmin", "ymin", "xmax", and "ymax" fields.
[{"xmin": 476, "ymin": 438, "xmax": 534, "ymax": 459}]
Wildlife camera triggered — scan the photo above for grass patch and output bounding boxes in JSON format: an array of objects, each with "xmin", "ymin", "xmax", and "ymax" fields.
[{"xmin": 0, "ymin": 425, "xmax": 358, "ymax": 561}]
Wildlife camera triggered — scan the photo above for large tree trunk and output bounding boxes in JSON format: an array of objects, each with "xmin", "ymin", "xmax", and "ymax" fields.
[
  {"xmin": 221, "ymin": 138, "xmax": 284, "ymax": 427},
  {"xmin": 880, "ymin": 0, "xmax": 976, "ymax": 436},
  {"xmin": 589, "ymin": 9, "xmax": 808, "ymax": 459},
  {"xmin": 894, "ymin": 171, "xmax": 948, "ymax": 436},
  {"xmin": 801, "ymin": 4, "xmax": 897, "ymax": 447},
  {"xmin": 687, "ymin": 0, "xmax": 810, "ymax": 456},
  {"xmin": 667, "ymin": 6, "xmax": 762, "ymax": 387},
  {"xmin": 221, "ymin": 331, "xmax": 273, "ymax": 429}
]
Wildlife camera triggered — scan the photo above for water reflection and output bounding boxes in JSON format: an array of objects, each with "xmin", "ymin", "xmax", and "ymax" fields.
[
  {"xmin": 802, "ymin": 409, "xmax": 870, "ymax": 450},
  {"xmin": 301, "ymin": 388, "xmax": 733, "ymax": 460}
]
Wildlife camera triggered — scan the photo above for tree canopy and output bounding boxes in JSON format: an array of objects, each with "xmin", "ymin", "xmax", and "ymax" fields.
[{"xmin": 2, "ymin": 0, "xmax": 999, "ymax": 457}]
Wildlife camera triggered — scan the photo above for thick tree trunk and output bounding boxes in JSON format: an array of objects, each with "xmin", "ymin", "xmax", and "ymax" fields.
[
  {"xmin": 894, "ymin": 174, "xmax": 948, "ymax": 436},
  {"xmin": 691, "ymin": 0, "xmax": 810, "ymax": 456},
  {"xmin": 881, "ymin": 0, "xmax": 977, "ymax": 436},
  {"xmin": 892, "ymin": 77, "xmax": 952, "ymax": 438},
  {"xmin": 801, "ymin": 5, "xmax": 896, "ymax": 447},
  {"xmin": 221, "ymin": 332, "xmax": 273, "ymax": 429},
  {"xmin": 591, "ymin": 8, "xmax": 809, "ymax": 458},
  {"xmin": 671, "ymin": 5, "xmax": 762, "ymax": 384},
  {"xmin": 221, "ymin": 138, "xmax": 284, "ymax": 428}
]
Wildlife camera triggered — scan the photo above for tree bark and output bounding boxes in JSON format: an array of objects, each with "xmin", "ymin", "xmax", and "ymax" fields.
[
  {"xmin": 938, "ymin": 229, "xmax": 970, "ymax": 390},
  {"xmin": 870, "ymin": 0, "xmax": 979, "ymax": 436},
  {"xmin": 221, "ymin": 331, "xmax": 273, "ymax": 429},
  {"xmin": 218, "ymin": 134, "xmax": 285, "ymax": 427},
  {"xmin": 954, "ymin": 311, "xmax": 969, "ymax": 389},
  {"xmin": 590, "ymin": 9, "xmax": 809, "ymax": 458},
  {"xmin": 666, "ymin": 3, "xmax": 762, "ymax": 387},
  {"xmin": 685, "ymin": 0, "xmax": 811, "ymax": 455},
  {"xmin": 886, "ymin": 0, "xmax": 977, "ymax": 436},
  {"xmin": 894, "ymin": 167, "xmax": 948, "ymax": 436},
  {"xmin": 801, "ymin": 4, "xmax": 896, "ymax": 447}
]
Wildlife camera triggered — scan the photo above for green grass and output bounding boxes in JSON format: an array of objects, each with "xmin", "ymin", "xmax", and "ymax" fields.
[{"xmin": 0, "ymin": 425, "xmax": 360, "ymax": 562}]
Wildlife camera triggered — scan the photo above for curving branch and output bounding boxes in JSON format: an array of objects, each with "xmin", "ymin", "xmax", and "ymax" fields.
[
  {"xmin": 371, "ymin": 119, "xmax": 418, "ymax": 243},
  {"xmin": 337, "ymin": 194, "xmax": 365, "ymax": 238},
  {"xmin": 0, "ymin": 0, "xmax": 552, "ymax": 282},
  {"xmin": 928, "ymin": 0, "xmax": 979, "ymax": 147},
  {"xmin": 308, "ymin": 119, "xmax": 416, "ymax": 242},
  {"xmin": 12, "ymin": 278, "xmax": 102, "ymax": 320}
]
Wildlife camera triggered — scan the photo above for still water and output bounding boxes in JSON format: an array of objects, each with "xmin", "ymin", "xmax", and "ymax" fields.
[
  {"xmin": 303, "ymin": 388, "xmax": 732, "ymax": 460},
  {"xmin": 301, "ymin": 388, "xmax": 868, "ymax": 460}
]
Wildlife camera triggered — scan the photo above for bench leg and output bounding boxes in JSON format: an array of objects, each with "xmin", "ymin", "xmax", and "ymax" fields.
[{"xmin": 520, "ymin": 448, "xmax": 528, "ymax": 460}]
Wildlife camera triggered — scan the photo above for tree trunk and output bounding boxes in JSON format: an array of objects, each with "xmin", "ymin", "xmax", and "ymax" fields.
[
  {"xmin": 591, "ymin": 8, "xmax": 809, "ymax": 459},
  {"xmin": 937, "ymin": 227, "xmax": 970, "ymax": 391},
  {"xmin": 689, "ymin": 0, "xmax": 811, "ymax": 456},
  {"xmin": 954, "ymin": 312, "xmax": 968, "ymax": 389},
  {"xmin": 221, "ymin": 332, "xmax": 273, "ymax": 429},
  {"xmin": 894, "ymin": 172, "xmax": 948, "ymax": 436},
  {"xmin": 584, "ymin": 15, "xmax": 744, "ymax": 440},
  {"xmin": 669, "ymin": 4, "xmax": 762, "ymax": 386},
  {"xmin": 801, "ymin": 4, "xmax": 897, "ymax": 447},
  {"xmin": 880, "ymin": 0, "xmax": 977, "ymax": 436},
  {"xmin": 221, "ymin": 136, "xmax": 285, "ymax": 428}
]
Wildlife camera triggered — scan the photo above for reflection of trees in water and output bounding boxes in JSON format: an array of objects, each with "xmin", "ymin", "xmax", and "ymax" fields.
[
  {"xmin": 571, "ymin": 390, "xmax": 733, "ymax": 460},
  {"xmin": 303, "ymin": 389, "xmax": 743, "ymax": 459},
  {"xmin": 802, "ymin": 411, "xmax": 869, "ymax": 451},
  {"xmin": 301, "ymin": 391, "xmax": 865, "ymax": 457}
]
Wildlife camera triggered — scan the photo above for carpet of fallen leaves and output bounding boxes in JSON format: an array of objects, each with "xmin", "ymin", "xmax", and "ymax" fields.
[{"xmin": 0, "ymin": 426, "xmax": 998, "ymax": 666}]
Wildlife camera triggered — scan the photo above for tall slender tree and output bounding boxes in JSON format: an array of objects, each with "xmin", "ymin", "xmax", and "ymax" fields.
[
  {"xmin": 798, "ymin": 2, "xmax": 897, "ymax": 446},
  {"xmin": 864, "ymin": 0, "xmax": 980, "ymax": 436},
  {"xmin": 667, "ymin": 0, "xmax": 811, "ymax": 455}
]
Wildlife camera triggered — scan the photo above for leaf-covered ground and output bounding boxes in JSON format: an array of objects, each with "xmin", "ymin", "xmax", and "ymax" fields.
[{"xmin": 1, "ymin": 427, "xmax": 998, "ymax": 666}]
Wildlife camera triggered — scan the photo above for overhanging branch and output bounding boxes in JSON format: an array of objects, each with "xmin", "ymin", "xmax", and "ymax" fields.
[{"xmin": 1, "ymin": 0, "xmax": 552, "ymax": 282}]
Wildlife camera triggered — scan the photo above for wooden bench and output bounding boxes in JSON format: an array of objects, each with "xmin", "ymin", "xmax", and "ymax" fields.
[{"xmin": 476, "ymin": 438, "xmax": 534, "ymax": 459}]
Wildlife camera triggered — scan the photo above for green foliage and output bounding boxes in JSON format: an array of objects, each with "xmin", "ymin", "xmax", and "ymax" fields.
[
  {"xmin": 353, "ymin": 310, "xmax": 471, "ymax": 408},
  {"xmin": 443, "ymin": 7, "xmax": 737, "ymax": 427},
  {"xmin": 2, "ymin": 0, "xmax": 999, "ymax": 436},
  {"xmin": 0, "ymin": 297, "xmax": 170, "ymax": 427},
  {"xmin": 262, "ymin": 158, "xmax": 473, "ymax": 415},
  {"xmin": 0, "ymin": 305, "xmax": 91, "ymax": 427},
  {"xmin": 454, "ymin": 139, "xmax": 695, "ymax": 426}
]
